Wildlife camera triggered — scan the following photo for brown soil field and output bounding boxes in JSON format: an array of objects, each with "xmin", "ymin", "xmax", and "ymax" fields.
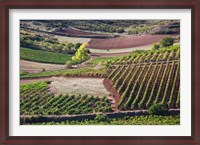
[
  {"xmin": 20, "ymin": 60, "xmax": 66, "ymax": 73},
  {"xmin": 88, "ymin": 35, "xmax": 171, "ymax": 49}
]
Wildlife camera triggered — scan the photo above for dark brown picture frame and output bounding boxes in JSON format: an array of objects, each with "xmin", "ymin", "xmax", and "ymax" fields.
[{"xmin": 0, "ymin": 0, "xmax": 200, "ymax": 144}]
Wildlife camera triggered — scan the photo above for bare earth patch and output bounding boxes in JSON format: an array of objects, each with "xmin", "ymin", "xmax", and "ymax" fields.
[
  {"xmin": 49, "ymin": 77, "xmax": 110, "ymax": 97},
  {"xmin": 20, "ymin": 60, "xmax": 66, "ymax": 73}
]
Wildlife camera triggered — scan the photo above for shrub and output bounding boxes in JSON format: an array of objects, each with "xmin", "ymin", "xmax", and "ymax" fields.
[
  {"xmin": 160, "ymin": 37, "xmax": 174, "ymax": 47},
  {"xmin": 65, "ymin": 61, "xmax": 72, "ymax": 69},
  {"xmin": 116, "ymin": 28, "xmax": 125, "ymax": 33},
  {"xmin": 148, "ymin": 103, "xmax": 168, "ymax": 115},
  {"xmin": 95, "ymin": 114, "xmax": 109, "ymax": 122},
  {"xmin": 20, "ymin": 71, "xmax": 29, "ymax": 76},
  {"xmin": 44, "ymin": 80, "xmax": 52, "ymax": 84},
  {"xmin": 152, "ymin": 43, "xmax": 160, "ymax": 50}
]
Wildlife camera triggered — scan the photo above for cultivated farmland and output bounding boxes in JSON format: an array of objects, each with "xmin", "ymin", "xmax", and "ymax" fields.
[
  {"xmin": 20, "ymin": 20, "xmax": 180, "ymax": 125},
  {"xmin": 88, "ymin": 35, "xmax": 171, "ymax": 49}
]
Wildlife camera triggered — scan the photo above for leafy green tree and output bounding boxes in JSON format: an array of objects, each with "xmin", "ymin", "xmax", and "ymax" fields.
[
  {"xmin": 72, "ymin": 43, "xmax": 90, "ymax": 63},
  {"xmin": 160, "ymin": 37, "xmax": 174, "ymax": 47}
]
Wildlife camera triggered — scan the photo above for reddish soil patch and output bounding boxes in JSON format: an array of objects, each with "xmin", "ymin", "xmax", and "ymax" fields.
[
  {"xmin": 103, "ymin": 78, "xmax": 121, "ymax": 111},
  {"xmin": 89, "ymin": 35, "xmax": 171, "ymax": 49}
]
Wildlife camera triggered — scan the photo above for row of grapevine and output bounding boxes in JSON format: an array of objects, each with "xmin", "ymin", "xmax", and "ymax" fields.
[
  {"xmin": 161, "ymin": 61, "xmax": 175, "ymax": 104},
  {"xmin": 117, "ymin": 65, "xmax": 142, "ymax": 109},
  {"xmin": 130, "ymin": 63, "xmax": 153, "ymax": 109},
  {"xmin": 125, "ymin": 64, "xmax": 148, "ymax": 109},
  {"xmin": 154, "ymin": 62, "xmax": 170, "ymax": 104},
  {"xmin": 110, "ymin": 61, "xmax": 180, "ymax": 110},
  {"xmin": 138, "ymin": 63, "xmax": 158, "ymax": 109},
  {"xmin": 109, "ymin": 45, "xmax": 180, "ymax": 66},
  {"xmin": 167, "ymin": 62, "xmax": 180, "ymax": 108}
]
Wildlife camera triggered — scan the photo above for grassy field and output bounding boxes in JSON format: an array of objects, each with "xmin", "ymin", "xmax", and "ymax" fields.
[{"xmin": 20, "ymin": 47, "xmax": 74, "ymax": 64}]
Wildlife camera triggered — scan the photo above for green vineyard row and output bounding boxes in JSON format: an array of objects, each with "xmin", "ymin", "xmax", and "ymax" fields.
[
  {"xmin": 109, "ymin": 61, "xmax": 180, "ymax": 110},
  {"xmin": 20, "ymin": 82, "xmax": 112, "ymax": 115}
]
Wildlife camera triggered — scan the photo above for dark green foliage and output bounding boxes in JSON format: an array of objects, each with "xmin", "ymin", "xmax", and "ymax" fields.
[
  {"xmin": 148, "ymin": 103, "xmax": 168, "ymax": 115},
  {"xmin": 159, "ymin": 37, "xmax": 174, "ymax": 47},
  {"xmin": 20, "ymin": 71, "xmax": 29, "ymax": 76},
  {"xmin": 95, "ymin": 114, "xmax": 109, "ymax": 122},
  {"xmin": 116, "ymin": 28, "xmax": 124, "ymax": 33},
  {"xmin": 152, "ymin": 43, "xmax": 160, "ymax": 50}
]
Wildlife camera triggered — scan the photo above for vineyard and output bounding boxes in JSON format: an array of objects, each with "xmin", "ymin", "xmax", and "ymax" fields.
[
  {"xmin": 20, "ymin": 82, "xmax": 112, "ymax": 115},
  {"xmin": 108, "ymin": 60, "xmax": 180, "ymax": 110},
  {"xmin": 108, "ymin": 45, "xmax": 180, "ymax": 65},
  {"xmin": 19, "ymin": 20, "xmax": 181, "ymax": 126},
  {"xmin": 20, "ymin": 47, "xmax": 74, "ymax": 64},
  {"xmin": 88, "ymin": 35, "xmax": 171, "ymax": 49}
]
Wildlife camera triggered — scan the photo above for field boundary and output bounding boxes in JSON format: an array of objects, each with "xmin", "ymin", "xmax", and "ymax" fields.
[{"xmin": 20, "ymin": 109, "xmax": 180, "ymax": 124}]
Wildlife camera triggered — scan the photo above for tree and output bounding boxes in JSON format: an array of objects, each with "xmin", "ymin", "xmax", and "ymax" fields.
[
  {"xmin": 72, "ymin": 43, "xmax": 90, "ymax": 63},
  {"xmin": 160, "ymin": 37, "xmax": 174, "ymax": 47}
]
